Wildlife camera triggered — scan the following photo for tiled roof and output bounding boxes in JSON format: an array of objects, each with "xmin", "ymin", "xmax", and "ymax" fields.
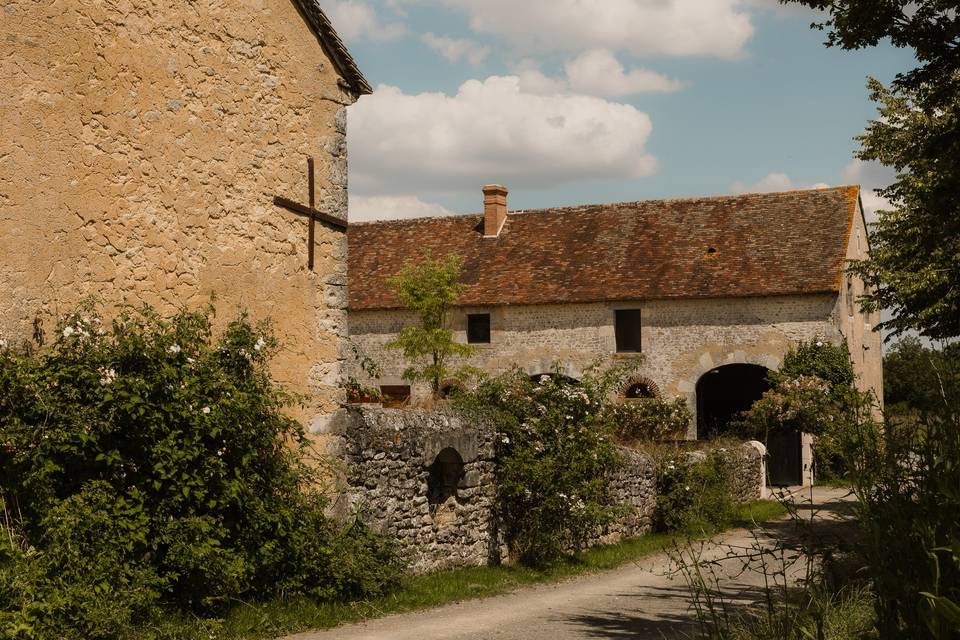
[
  {"xmin": 294, "ymin": 0, "xmax": 372, "ymax": 95},
  {"xmin": 348, "ymin": 186, "xmax": 861, "ymax": 311}
]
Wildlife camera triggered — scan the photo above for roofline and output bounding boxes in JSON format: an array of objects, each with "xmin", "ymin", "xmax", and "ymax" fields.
[
  {"xmin": 856, "ymin": 190, "xmax": 873, "ymax": 253},
  {"xmin": 348, "ymin": 289, "xmax": 842, "ymax": 313},
  {"xmin": 350, "ymin": 185, "xmax": 862, "ymax": 228},
  {"xmin": 293, "ymin": 0, "xmax": 373, "ymax": 96}
]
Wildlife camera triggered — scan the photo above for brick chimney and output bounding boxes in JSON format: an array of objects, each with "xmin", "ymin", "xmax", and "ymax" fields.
[{"xmin": 482, "ymin": 184, "xmax": 508, "ymax": 237}]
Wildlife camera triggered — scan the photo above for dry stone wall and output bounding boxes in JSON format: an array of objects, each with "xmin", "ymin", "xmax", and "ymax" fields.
[
  {"xmin": 334, "ymin": 407, "xmax": 766, "ymax": 573},
  {"xmin": 334, "ymin": 406, "xmax": 500, "ymax": 573},
  {"xmin": 593, "ymin": 447, "xmax": 657, "ymax": 544}
]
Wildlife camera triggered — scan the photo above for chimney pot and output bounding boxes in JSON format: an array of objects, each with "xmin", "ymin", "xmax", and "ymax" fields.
[{"xmin": 482, "ymin": 184, "xmax": 508, "ymax": 237}]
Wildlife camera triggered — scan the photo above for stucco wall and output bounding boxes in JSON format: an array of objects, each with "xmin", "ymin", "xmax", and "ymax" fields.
[
  {"xmin": 349, "ymin": 294, "xmax": 848, "ymax": 436},
  {"xmin": 0, "ymin": 0, "xmax": 355, "ymax": 428}
]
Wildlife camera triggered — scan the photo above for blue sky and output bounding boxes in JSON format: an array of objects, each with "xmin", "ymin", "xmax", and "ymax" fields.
[{"xmin": 321, "ymin": 1, "xmax": 914, "ymax": 221}]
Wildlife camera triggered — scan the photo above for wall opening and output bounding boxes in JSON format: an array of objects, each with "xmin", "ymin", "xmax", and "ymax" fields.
[
  {"xmin": 427, "ymin": 447, "xmax": 465, "ymax": 526},
  {"xmin": 622, "ymin": 376, "xmax": 660, "ymax": 399},
  {"xmin": 467, "ymin": 313, "xmax": 491, "ymax": 344},
  {"xmin": 696, "ymin": 364, "xmax": 771, "ymax": 439},
  {"xmin": 614, "ymin": 309, "xmax": 642, "ymax": 353},
  {"xmin": 380, "ymin": 385, "xmax": 411, "ymax": 408},
  {"xmin": 439, "ymin": 379, "xmax": 465, "ymax": 399}
]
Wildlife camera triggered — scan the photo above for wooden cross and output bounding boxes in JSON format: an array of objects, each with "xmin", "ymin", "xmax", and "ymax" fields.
[{"xmin": 273, "ymin": 157, "xmax": 347, "ymax": 271}]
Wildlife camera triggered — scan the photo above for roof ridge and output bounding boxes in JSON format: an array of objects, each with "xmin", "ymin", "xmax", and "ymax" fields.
[{"xmin": 350, "ymin": 185, "xmax": 860, "ymax": 227}]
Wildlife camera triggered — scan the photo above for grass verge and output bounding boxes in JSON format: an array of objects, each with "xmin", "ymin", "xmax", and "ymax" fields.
[{"xmin": 146, "ymin": 500, "xmax": 787, "ymax": 640}]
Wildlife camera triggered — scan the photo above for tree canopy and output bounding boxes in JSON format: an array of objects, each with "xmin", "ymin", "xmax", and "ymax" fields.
[
  {"xmin": 783, "ymin": 0, "xmax": 960, "ymax": 339},
  {"xmin": 386, "ymin": 253, "xmax": 476, "ymax": 398}
]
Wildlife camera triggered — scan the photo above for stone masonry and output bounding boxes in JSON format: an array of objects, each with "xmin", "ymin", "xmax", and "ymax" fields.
[
  {"xmin": 331, "ymin": 407, "xmax": 766, "ymax": 573},
  {"xmin": 0, "ymin": 0, "xmax": 366, "ymax": 436},
  {"xmin": 350, "ymin": 293, "xmax": 866, "ymax": 437}
]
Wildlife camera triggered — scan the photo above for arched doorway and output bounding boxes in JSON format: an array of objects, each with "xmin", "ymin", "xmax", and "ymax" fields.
[{"xmin": 696, "ymin": 364, "xmax": 771, "ymax": 440}]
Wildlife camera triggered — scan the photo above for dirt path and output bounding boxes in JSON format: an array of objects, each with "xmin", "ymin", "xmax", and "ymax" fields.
[{"xmin": 286, "ymin": 487, "xmax": 853, "ymax": 640}]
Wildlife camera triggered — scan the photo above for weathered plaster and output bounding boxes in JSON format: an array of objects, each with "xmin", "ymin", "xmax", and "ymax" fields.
[{"xmin": 0, "ymin": 0, "xmax": 357, "ymax": 431}]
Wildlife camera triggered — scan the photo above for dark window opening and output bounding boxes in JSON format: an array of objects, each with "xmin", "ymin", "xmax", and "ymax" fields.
[
  {"xmin": 467, "ymin": 313, "xmax": 491, "ymax": 344},
  {"xmin": 625, "ymin": 382, "xmax": 657, "ymax": 399},
  {"xmin": 379, "ymin": 385, "xmax": 411, "ymax": 408},
  {"xmin": 615, "ymin": 309, "xmax": 642, "ymax": 353}
]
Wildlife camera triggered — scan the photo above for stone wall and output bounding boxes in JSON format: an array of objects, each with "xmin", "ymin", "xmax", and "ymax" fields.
[
  {"xmin": 332, "ymin": 406, "xmax": 500, "ymax": 573},
  {"xmin": 594, "ymin": 447, "xmax": 657, "ymax": 544},
  {"xmin": 333, "ymin": 407, "xmax": 767, "ymax": 573},
  {"xmin": 0, "ymin": 0, "xmax": 357, "ymax": 433},
  {"xmin": 349, "ymin": 294, "xmax": 858, "ymax": 436},
  {"xmin": 726, "ymin": 442, "xmax": 766, "ymax": 502},
  {"xmin": 837, "ymin": 201, "xmax": 885, "ymax": 407}
]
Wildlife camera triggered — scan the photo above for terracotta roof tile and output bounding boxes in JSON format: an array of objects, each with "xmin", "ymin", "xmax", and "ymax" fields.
[{"xmin": 348, "ymin": 186, "xmax": 860, "ymax": 310}]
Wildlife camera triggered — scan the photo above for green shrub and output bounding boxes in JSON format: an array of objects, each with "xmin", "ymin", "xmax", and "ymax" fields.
[
  {"xmin": 773, "ymin": 338, "xmax": 855, "ymax": 394},
  {"xmin": 608, "ymin": 397, "xmax": 692, "ymax": 445},
  {"xmin": 455, "ymin": 366, "xmax": 631, "ymax": 567},
  {"xmin": 0, "ymin": 304, "xmax": 401, "ymax": 637},
  {"xmin": 654, "ymin": 449, "xmax": 736, "ymax": 533}
]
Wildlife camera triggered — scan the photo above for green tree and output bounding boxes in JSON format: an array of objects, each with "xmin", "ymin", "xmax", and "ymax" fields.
[
  {"xmin": 883, "ymin": 336, "xmax": 960, "ymax": 419},
  {"xmin": 781, "ymin": 0, "xmax": 960, "ymax": 339},
  {"xmin": 386, "ymin": 254, "xmax": 476, "ymax": 399}
]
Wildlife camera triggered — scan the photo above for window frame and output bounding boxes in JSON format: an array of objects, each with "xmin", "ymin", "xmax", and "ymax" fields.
[
  {"xmin": 466, "ymin": 312, "xmax": 491, "ymax": 344},
  {"xmin": 614, "ymin": 308, "xmax": 643, "ymax": 353}
]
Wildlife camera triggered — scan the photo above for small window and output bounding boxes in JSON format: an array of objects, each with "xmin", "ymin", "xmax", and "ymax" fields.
[
  {"xmin": 615, "ymin": 309, "xmax": 642, "ymax": 353},
  {"xmin": 380, "ymin": 385, "xmax": 411, "ymax": 408},
  {"xmin": 467, "ymin": 313, "xmax": 491, "ymax": 344}
]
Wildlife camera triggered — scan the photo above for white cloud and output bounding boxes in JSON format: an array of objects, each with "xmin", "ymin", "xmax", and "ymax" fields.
[
  {"xmin": 421, "ymin": 33, "xmax": 490, "ymax": 66},
  {"xmin": 350, "ymin": 195, "xmax": 455, "ymax": 221},
  {"xmin": 322, "ymin": 1, "xmax": 407, "ymax": 43},
  {"xmin": 731, "ymin": 172, "xmax": 832, "ymax": 194},
  {"xmin": 841, "ymin": 159, "xmax": 896, "ymax": 221},
  {"xmin": 397, "ymin": 0, "xmax": 754, "ymax": 59},
  {"xmin": 513, "ymin": 59, "xmax": 569, "ymax": 95},
  {"xmin": 349, "ymin": 76, "xmax": 657, "ymax": 194},
  {"xmin": 564, "ymin": 50, "xmax": 684, "ymax": 96},
  {"xmin": 513, "ymin": 53, "xmax": 683, "ymax": 98},
  {"xmin": 731, "ymin": 163, "xmax": 899, "ymax": 222},
  {"xmin": 731, "ymin": 172, "xmax": 802, "ymax": 194}
]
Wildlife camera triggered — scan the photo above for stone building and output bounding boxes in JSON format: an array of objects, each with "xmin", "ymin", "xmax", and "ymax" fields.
[
  {"xmin": 1, "ymin": 1, "xmax": 370, "ymax": 432},
  {"xmin": 347, "ymin": 185, "xmax": 883, "ymax": 485}
]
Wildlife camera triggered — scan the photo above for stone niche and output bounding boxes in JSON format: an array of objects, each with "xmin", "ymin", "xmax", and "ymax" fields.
[{"xmin": 336, "ymin": 406, "xmax": 500, "ymax": 573}]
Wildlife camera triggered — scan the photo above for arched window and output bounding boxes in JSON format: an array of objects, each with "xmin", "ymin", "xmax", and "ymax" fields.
[
  {"xmin": 621, "ymin": 376, "xmax": 660, "ymax": 399},
  {"xmin": 439, "ymin": 379, "xmax": 465, "ymax": 399}
]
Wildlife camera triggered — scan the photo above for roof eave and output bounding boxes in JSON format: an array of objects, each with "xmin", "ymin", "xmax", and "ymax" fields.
[{"xmin": 293, "ymin": 0, "xmax": 373, "ymax": 96}]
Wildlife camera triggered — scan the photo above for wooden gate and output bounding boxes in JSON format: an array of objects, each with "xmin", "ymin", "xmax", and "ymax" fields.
[{"xmin": 767, "ymin": 429, "xmax": 802, "ymax": 486}]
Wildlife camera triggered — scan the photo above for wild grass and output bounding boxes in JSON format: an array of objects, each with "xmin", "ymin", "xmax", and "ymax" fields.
[{"xmin": 144, "ymin": 499, "xmax": 786, "ymax": 640}]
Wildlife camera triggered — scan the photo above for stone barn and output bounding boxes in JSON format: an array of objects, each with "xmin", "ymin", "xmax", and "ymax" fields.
[
  {"xmin": 1, "ymin": 0, "xmax": 370, "ymax": 433},
  {"xmin": 347, "ymin": 185, "xmax": 883, "ymax": 485}
]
